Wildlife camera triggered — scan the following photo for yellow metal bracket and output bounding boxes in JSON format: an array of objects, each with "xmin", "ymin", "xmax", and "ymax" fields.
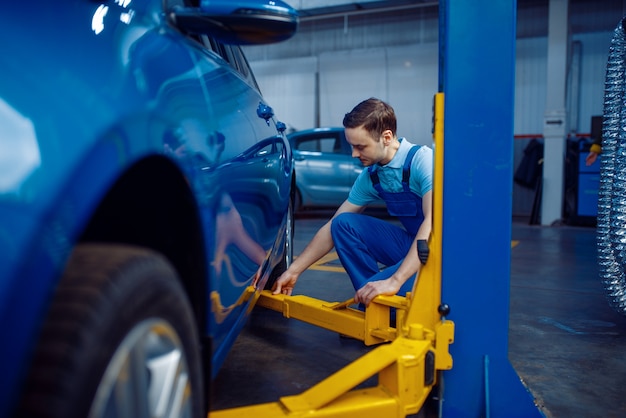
[
  {"xmin": 211, "ymin": 93, "xmax": 452, "ymax": 418},
  {"xmin": 211, "ymin": 290, "xmax": 454, "ymax": 418}
]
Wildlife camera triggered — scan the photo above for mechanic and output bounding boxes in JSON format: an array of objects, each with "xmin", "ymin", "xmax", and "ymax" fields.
[{"xmin": 272, "ymin": 97, "xmax": 433, "ymax": 308}]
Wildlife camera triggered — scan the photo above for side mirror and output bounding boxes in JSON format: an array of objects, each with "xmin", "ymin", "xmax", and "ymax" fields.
[{"xmin": 170, "ymin": 0, "xmax": 299, "ymax": 45}]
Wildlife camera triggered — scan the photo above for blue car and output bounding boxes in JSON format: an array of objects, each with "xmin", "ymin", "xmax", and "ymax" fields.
[
  {"xmin": 0, "ymin": 1, "xmax": 297, "ymax": 417},
  {"xmin": 289, "ymin": 127, "xmax": 384, "ymax": 211}
]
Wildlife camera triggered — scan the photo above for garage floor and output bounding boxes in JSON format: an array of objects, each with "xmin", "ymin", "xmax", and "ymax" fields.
[{"xmin": 210, "ymin": 215, "xmax": 626, "ymax": 417}]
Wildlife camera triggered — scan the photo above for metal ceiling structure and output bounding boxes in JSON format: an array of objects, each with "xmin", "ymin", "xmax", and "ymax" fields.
[
  {"xmin": 283, "ymin": 0, "xmax": 437, "ymax": 19},
  {"xmin": 283, "ymin": 0, "xmax": 622, "ymax": 34}
]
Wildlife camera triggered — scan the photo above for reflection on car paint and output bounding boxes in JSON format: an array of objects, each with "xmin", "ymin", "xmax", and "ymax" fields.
[
  {"xmin": 0, "ymin": 99, "xmax": 40, "ymax": 194},
  {"xmin": 210, "ymin": 286, "xmax": 256, "ymax": 325},
  {"xmin": 163, "ymin": 117, "xmax": 289, "ymax": 333},
  {"xmin": 92, "ymin": 1, "xmax": 135, "ymax": 35},
  {"xmin": 163, "ymin": 118, "xmax": 267, "ymax": 288}
]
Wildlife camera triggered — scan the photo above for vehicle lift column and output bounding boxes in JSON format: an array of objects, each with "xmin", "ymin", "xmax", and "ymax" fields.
[
  {"xmin": 432, "ymin": 0, "xmax": 542, "ymax": 417},
  {"xmin": 212, "ymin": 0, "xmax": 543, "ymax": 416},
  {"xmin": 437, "ymin": 0, "xmax": 543, "ymax": 417}
]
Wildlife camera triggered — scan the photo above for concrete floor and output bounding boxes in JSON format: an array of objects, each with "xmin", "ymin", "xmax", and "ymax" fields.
[{"xmin": 210, "ymin": 215, "xmax": 626, "ymax": 417}]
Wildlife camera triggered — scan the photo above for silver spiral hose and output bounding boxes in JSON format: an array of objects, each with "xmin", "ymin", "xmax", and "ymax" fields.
[{"xmin": 597, "ymin": 18, "xmax": 626, "ymax": 316}]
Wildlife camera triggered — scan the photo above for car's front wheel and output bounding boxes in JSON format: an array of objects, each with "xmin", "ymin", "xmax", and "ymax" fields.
[{"xmin": 15, "ymin": 244, "xmax": 204, "ymax": 418}]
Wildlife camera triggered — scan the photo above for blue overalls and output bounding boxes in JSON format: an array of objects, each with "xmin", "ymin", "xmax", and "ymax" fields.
[{"xmin": 331, "ymin": 145, "xmax": 424, "ymax": 297}]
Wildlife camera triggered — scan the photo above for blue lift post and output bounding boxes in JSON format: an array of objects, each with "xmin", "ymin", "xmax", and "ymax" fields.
[{"xmin": 439, "ymin": 1, "xmax": 544, "ymax": 417}]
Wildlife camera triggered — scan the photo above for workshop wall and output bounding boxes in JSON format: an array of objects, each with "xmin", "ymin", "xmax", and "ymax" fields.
[{"xmin": 244, "ymin": 1, "xmax": 622, "ymax": 217}]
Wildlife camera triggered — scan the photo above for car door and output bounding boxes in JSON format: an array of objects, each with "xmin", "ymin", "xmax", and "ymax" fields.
[
  {"xmin": 147, "ymin": 26, "xmax": 292, "ymax": 370},
  {"xmin": 160, "ymin": 34, "xmax": 291, "ymax": 373},
  {"xmin": 293, "ymin": 130, "xmax": 358, "ymax": 207}
]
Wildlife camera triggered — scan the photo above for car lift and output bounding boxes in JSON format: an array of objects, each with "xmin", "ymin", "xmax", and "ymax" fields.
[{"xmin": 212, "ymin": 1, "xmax": 544, "ymax": 417}]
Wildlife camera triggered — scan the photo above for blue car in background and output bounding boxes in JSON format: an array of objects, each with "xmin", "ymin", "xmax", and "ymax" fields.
[
  {"xmin": 0, "ymin": 1, "xmax": 297, "ymax": 417},
  {"xmin": 288, "ymin": 127, "xmax": 384, "ymax": 211}
]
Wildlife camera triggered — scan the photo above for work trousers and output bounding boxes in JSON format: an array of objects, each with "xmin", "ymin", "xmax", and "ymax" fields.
[{"xmin": 330, "ymin": 212, "xmax": 416, "ymax": 296}]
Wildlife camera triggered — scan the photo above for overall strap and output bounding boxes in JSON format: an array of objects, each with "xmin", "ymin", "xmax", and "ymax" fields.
[
  {"xmin": 401, "ymin": 145, "xmax": 420, "ymax": 191},
  {"xmin": 368, "ymin": 166, "xmax": 384, "ymax": 194}
]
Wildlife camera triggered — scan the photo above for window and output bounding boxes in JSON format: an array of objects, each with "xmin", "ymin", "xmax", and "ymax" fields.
[
  {"xmin": 195, "ymin": 35, "xmax": 259, "ymax": 90},
  {"xmin": 296, "ymin": 136, "xmax": 340, "ymax": 153}
]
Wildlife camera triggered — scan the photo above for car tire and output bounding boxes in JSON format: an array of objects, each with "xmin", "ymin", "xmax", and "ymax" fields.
[
  {"xmin": 15, "ymin": 244, "xmax": 204, "ymax": 418},
  {"xmin": 266, "ymin": 195, "xmax": 294, "ymax": 290}
]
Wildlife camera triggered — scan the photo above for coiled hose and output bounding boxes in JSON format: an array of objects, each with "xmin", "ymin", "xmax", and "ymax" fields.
[{"xmin": 597, "ymin": 17, "xmax": 626, "ymax": 316}]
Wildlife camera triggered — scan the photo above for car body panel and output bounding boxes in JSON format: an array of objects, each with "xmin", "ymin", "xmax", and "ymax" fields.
[
  {"xmin": 0, "ymin": 0, "xmax": 296, "ymax": 414},
  {"xmin": 288, "ymin": 127, "xmax": 384, "ymax": 210}
]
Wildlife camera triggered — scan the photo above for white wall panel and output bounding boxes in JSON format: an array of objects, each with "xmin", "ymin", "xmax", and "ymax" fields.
[
  {"xmin": 246, "ymin": 7, "xmax": 619, "ymax": 217},
  {"xmin": 576, "ymin": 31, "xmax": 614, "ymax": 131},
  {"xmin": 514, "ymin": 37, "xmax": 548, "ymax": 136},
  {"xmin": 252, "ymin": 44, "xmax": 439, "ymax": 146},
  {"xmin": 386, "ymin": 43, "xmax": 438, "ymax": 145},
  {"xmin": 249, "ymin": 57, "xmax": 318, "ymax": 131},
  {"xmin": 318, "ymin": 48, "xmax": 387, "ymax": 127}
]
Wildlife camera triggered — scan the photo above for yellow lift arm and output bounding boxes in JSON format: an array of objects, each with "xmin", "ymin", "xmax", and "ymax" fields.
[{"xmin": 210, "ymin": 93, "xmax": 453, "ymax": 418}]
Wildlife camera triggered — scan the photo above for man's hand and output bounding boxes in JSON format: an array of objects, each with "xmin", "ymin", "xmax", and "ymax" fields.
[
  {"xmin": 272, "ymin": 270, "xmax": 299, "ymax": 296},
  {"xmin": 354, "ymin": 277, "xmax": 402, "ymax": 307}
]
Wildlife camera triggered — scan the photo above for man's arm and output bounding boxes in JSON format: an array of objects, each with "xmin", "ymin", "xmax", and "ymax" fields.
[
  {"xmin": 272, "ymin": 200, "xmax": 363, "ymax": 295},
  {"xmin": 355, "ymin": 190, "xmax": 433, "ymax": 306}
]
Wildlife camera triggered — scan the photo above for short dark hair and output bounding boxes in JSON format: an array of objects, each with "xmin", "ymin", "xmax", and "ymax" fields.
[{"xmin": 342, "ymin": 98, "xmax": 397, "ymax": 139}]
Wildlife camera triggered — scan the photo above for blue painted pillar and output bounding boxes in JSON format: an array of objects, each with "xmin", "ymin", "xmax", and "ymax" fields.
[{"xmin": 440, "ymin": 1, "xmax": 543, "ymax": 417}]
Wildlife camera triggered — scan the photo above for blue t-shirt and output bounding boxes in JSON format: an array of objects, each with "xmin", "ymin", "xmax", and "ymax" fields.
[{"xmin": 348, "ymin": 138, "xmax": 433, "ymax": 206}]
